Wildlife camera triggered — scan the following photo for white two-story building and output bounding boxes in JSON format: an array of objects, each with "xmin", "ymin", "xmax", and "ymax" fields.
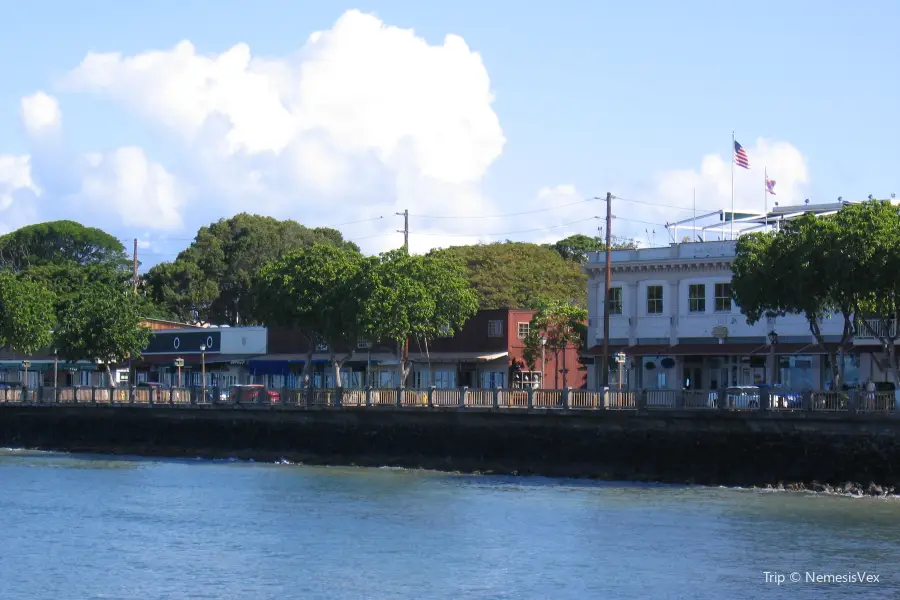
[{"xmin": 582, "ymin": 240, "xmax": 861, "ymax": 392}]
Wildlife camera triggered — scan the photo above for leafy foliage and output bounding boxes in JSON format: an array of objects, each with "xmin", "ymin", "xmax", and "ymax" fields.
[
  {"xmin": 257, "ymin": 244, "xmax": 368, "ymax": 384},
  {"xmin": 546, "ymin": 234, "xmax": 637, "ymax": 263},
  {"xmin": 431, "ymin": 242, "xmax": 588, "ymax": 309},
  {"xmin": 54, "ymin": 282, "xmax": 150, "ymax": 386},
  {"xmin": 522, "ymin": 300, "xmax": 588, "ymax": 388},
  {"xmin": 0, "ymin": 273, "xmax": 56, "ymax": 355},
  {"xmin": 0, "ymin": 220, "xmax": 129, "ymax": 271},
  {"xmin": 145, "ymin": 213, "xmax": 359, "ymax": 325},
  {"xmin": 362, "ymin": 250, "xmax": 479, "ymax": 383}
]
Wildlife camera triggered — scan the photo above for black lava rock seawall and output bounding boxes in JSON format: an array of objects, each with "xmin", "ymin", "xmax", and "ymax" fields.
[{"xmin": 2, "ymin": 406, "xmax": 900, "ymax": 487}]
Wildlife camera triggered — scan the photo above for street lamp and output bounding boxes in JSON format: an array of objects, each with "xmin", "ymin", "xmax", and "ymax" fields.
[
  {"xmin": 53, "ymin": 349, "xmax": 59, "ymax": 397},
  {"xmin": 22, "ymin": 360, "xmax": 30, "ymax": 395},
  {"xmin": 560, "ymin": 339, "xmax": 569, "ymax": 390},
  {"xmin": 539, "ymin": 335, "xmax": 547, "ymax": 389},
  {"xmin": 615, "ymin": 351, "xmax": 627, "ymax": 390},
  {"xmin": 767, "ymin": 331, "xmax": 778, "ymax": 386},
  {"xmin": 200, "ymin": 345, "xmax": 207, "ymax": 401}
]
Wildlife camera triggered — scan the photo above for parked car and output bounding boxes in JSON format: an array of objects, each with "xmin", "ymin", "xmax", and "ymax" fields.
[
  {"xmin": 757, "ymin": 384, "xmax": 802, "ymax": 409},
  {"xmin": 723, "ymin": 386, "xmax": 760, "ymax": 409},
  {"xmin": 228, "ymin": 384, "xmax": 280, "ymax": 404}
]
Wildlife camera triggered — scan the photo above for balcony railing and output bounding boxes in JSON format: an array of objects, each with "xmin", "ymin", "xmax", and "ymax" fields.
[{"xmin": 854, "ymin": 318, "xmax": 897, "ymax": 340}]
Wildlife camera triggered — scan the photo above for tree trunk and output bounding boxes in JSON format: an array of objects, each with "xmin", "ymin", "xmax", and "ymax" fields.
[
  {"xmin": 302, "ymin": 348, "xmax": 313, "ymax": 387},
  {"xmin": 104, "ymin": 363, "xmax": 117, "ymax": 389},
  {"xmin": 808, "ymin": 318, "xmax": 839, "ymax": 389},
  {"xmin": 396, "ymin": 339, "xmax": 411, "ymax": 387},
  {"xmin": 330, "ymin": 350, "xmax": 356, "ymax": 388}
]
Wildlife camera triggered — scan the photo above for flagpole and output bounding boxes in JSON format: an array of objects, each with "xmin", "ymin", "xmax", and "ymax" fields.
[
  {"xmin": 764, "ymin": 167, "xmax": 769, "ymax": 231},
  {"xmin": 731, "ymin": 130, "xmax": 735, "ymax": 240},
  {"xmin": 693, "ymin": 187, "xmax": 696, "ymax": 241}
]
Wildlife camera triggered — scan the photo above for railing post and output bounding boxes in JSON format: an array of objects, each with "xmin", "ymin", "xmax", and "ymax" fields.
[
  {"xmin": 396, "ymin": 387, "xmax": 403, "ymax": 408},
  {"xmin": 365, "ymin": 386, "xmax": 372, "ymax": 407},
  {"xmin": 459, "ymin": 386, "xmax": 468, "ymax": 408},
  {"xmin": 636, "ymin": 389, "xmax": 647, "ymax": 412},
  {"xmin": 716, "ymin": 387, "xmax": 727, "ymax": 411},
  {"xmin": 527, "ymin": 387, "xmax": 534, "ymax": 409},
  {"xmin": 336, "ymin": 386, "xmax": 343, "ymax": 408},
  {"xmin": 91, "ymin": 386, "xmax": 97, "ymax": 404},
  {"xmin": 493, "ymin": 386, "xmax": 500, "ymax": 409},
  {"xmin": 305, "ymin": 383, "xmax": 312, "ymax": 409},
  {"xmin": 562, "ymin": 387, "xmax": 570, "ymax": 410},
  {"xmin": 802, "ymin": 390, "xmax": 813, "ymax": 412},
  {"xmin": 675, "ymin": 390, "xmax": 686, "ymax": 409},
  {"xmin": 847, "ymin": 389, "xmax": 858, "ymax": 414},
  {"xmin": 427, "ymin": 386, "xmax": 435, "ymax": 408},
  {"xmin": 758, "ymin": 389, "xmax": 770, "ymax": 412}
]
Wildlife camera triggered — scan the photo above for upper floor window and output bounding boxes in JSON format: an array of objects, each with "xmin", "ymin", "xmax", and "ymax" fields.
[
  {"xmin": 517, "ymin": 322, "xmax": 530, "ymax": 339},
  {"xmin": 487, "ymin": 320, "xmax": 503, "ymax": 337},
  {"xmin": 688, "ymin": 284, "xmax": 706, "ymax": 313},
  {"xmin": 357, "ymin": 337, "xmax": 371, "ymax": 349},
  {"xmin": 315, "ymin": 342, "xmax": 329, "ymax": 352},
  {"xmin": 647, "ymin": 285, "xmax": 664, "ymax": 314},
  {"xmin": 608, "ymin": 287, "xmax": 623, "ymax": 314},
  {"xmin": 715, "ymin": 283, "xmax": 732, "ymax": 312}
]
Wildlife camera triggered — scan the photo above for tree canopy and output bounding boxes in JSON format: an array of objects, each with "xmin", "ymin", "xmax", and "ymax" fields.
[
  {"xmin": 0, "ymin": 273, "xmax": 56, "ymax": 356},
  {"xmin": 257, "ymin": 244, "xmax": 368, "ymax": 386},
  {"xmin": 54, "ymin": 282, "xmax": 150, "ymax": 387},
  {"xmin": 431, "ymin": 241, "xmax": 588, "ymax": 309},
  {"xmin": 546, "ymin": 234, "xmax": 637, "ymax": 264},
  {"xmin": 145, "ymin": 213, "xmax": 359, "ymax": 325},
  {"xmin": 362, "ymin": 249, "xmax": 479, "ymax": 384},
  {"xmin": 0, "ymin": 220, "xmax": 129, "ymax": 271}
]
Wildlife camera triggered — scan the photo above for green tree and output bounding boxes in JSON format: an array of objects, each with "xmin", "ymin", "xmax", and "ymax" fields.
[
  {"xmin": 522, "ymin": 300, "xmax": 588, "ymax": 389},
  {"xmin": 0, "ymin": 273, "xmax": 56, "ymax": 356},
  {"xmin": 0, "ymin": 220, "xmax": 129, "ymax": 271},
  {"xmin": 362, "ymin": 250, "xmax": 478, "ymax": 385},
  {"xmin": 54, "ymin": 283, "xmax": 151, "ymax": 387},
  {"xmin": 146, "ymin": 213, "xmax": 359, "ymax": 325},
  {"xmin": 257, "ymin": 244, "xmax": 368, "ymax": 387},
  {"xmin": 833, "ymin": 200, "xmax": 900, "ymax": 389},
  {"xmin": 547, "ymin": 234, "xmax": 638, "ymax": 263},
  {"xmin": 144, "ymin": 261, "xmax": 219, "ymax": 324},
  {"xmin": 732, "ymin": 213, "xmax": 856, "ymax": 387},
  {"xmin": 431, "ymin": 241, "xmax": 587, "ymax": 308}
]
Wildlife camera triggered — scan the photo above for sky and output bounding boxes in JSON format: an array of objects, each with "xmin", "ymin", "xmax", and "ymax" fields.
[{"xmin": 0, "ymin": 0, "xmax": 897, "ymax": 270}]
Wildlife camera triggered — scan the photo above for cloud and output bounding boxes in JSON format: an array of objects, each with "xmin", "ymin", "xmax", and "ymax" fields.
[
  {"xmin": 20, "ymin": 91, "xmax": 62, "ymax": 135},
  {"xmin": 611, "ymin": 138, "xmax": 811, "ymax": 243},
  {"xmin": 72, "ymin": 146, "xmax": 184, "ymax": 230},
  {"xmin": 56, "ymin": 10, "xmax": 506, "ymax": 247},
  {"xmin": 0, "ymin": 154, "xmax": 41, "ymax": 232}
]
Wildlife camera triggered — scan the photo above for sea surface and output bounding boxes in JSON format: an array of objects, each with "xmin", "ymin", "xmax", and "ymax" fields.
[{"xmin": 0, "ymin": 449, "xmax": 898, "ymax": 599}]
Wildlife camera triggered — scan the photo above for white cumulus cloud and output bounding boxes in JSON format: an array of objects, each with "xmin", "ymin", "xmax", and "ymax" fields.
[
  {"xmin": 58, "ymin": 10, "xmax": 507, "ymax": 247},
  {"xmin": 20, "ymin": 91, "xmax": 62, "ymax": 135},
  {"xmin": 73, "ymin": 146, "xmax": 184, "ymax": 230}
]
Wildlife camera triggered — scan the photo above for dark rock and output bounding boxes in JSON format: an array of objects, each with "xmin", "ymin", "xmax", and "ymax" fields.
[
  {"xmin": 843, "ymin": 482, "xmax": 855, "ymax": 493},
  {"xmin": 776, "ymin": 482, "xmax": 785, "ymax": 491},
  {"xmin": 811, "ymin": 481, "xmax": 826, "ymax": 493}
]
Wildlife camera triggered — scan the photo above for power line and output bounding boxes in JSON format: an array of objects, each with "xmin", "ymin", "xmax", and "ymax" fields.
[
  {"xmin": 409, "ymin": 198, "xmax": 592, "ymax": 219},
  {"xmin": 410, "ymin": 217, "xmax": 600, "ymax": 238}
]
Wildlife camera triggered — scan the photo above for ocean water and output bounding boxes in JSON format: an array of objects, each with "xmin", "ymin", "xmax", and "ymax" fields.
[{"xmin": 0, "ymin": 448, "xmax": 898, "ymax": 599}]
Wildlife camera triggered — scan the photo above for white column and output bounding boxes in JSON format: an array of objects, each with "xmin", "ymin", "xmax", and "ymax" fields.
[{"xmin": 627, "ymin": 282, "xmax": 639, "ymax": 345}]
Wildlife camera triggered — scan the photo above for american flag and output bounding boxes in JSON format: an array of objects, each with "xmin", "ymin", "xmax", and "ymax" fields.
[
  {"xmin": 734, "ymin": 140, "xmax": 750, "ymax": 169},
  {"xmin": 766, "ymin": 176, "xmax": 776, "ymax": 195}
]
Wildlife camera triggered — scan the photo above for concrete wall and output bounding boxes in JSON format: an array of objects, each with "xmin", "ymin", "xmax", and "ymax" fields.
[{"xmin": 2, "ymin": 407, "xmax": 900, "ymax": 488}]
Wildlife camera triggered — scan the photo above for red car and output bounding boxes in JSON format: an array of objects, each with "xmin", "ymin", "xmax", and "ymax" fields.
[{"xmin": 228, "ymin": 384, "xmax": 280, "ymax": 404}]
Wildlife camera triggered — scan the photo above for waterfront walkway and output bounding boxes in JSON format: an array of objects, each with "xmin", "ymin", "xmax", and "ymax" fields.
[{"xmin": 0, "ymin": 386, "xmax": 896, "ymax": 415}]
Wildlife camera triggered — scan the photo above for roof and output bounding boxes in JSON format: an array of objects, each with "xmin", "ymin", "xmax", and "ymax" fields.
[{"xmin": 585, "ymin": 342, "xmax": 838, "ymax": 356}]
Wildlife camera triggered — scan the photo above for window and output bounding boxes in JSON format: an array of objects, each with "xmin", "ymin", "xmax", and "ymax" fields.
[
  {"xmin": 715, "ymin": 283, "xmax": 732, "ymax": 312},
  {"xmin": 434, "ymin": 370, "xmax": 456, "ymax": 389},
  {"xmin": 413, "ymin": 370, "xmax": 430, "ymax": 389},
  {"xmin": 479, "ymin": 371, "xmax": 505, "ymax": 389},
  {"xmin": 517, "ymin": 322, "xmax": 530, "ymax": 339},
  {"xmin": 688, "ymin": 284, "xmax": 706, "ymax": 313},
  {"xmin": 357, "ymin": 337, "xmax": 370, "ymax": 349},
  {"xmin": 607, "ymin": 287, "xmax": 623, "ymax": 314},
  {"xmin": 315, "ymin": 342, "xmax": 329, "ymax": 352},
  {"xmin": 647, "ymin": 285, "xmax": 664, "ymax": 314},
  {"xmin": 488, "ymin": 320, "xmax": 503, "ymax": 337}
]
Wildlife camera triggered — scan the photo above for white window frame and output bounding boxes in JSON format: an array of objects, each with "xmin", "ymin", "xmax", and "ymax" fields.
[
  {"xmin": 688, "ymin": 284, "xmax": 706, "ymax": 313},
  {"xmin": 647, "ymin": 285, "xmax": 664, "ymax": 314},
  {"xmin": 517, "ymin": 322, "xmax": 530, "ymax": 339},
  {"xmin": 714, "ymin": 283, "xmax": 732, "ymax": 312},
  {"xmin": 608, "ymin": 287, "xmax": 623, "ymax": 315}
]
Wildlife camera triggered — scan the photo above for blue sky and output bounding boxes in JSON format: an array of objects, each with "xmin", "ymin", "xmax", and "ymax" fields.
[{"xmin": 0, "ymin": 0, "xmax": 897, "ymax": 265}]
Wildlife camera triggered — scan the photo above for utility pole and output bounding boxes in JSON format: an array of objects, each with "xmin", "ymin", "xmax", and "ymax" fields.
[
  {"xmin": 602, "ymin": 192, "xmax": 613, "ymax": 388},
  {"xmin": 396, "ymin": 209, "xmax": 409, "ymax": 252},
  {"xmin": 132, "ymin": 238, "xmax": 139, "ymax": 294}
]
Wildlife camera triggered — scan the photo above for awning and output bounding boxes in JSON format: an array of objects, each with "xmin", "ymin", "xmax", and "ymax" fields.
[
  {"xmin": 134, "ymin": 353, "xmax": 259, "ymax": 366},
  {"xmin": 585, "ymin": 342, "xmax": 840, "ymax": 356},
  {"xmin": 410, "ymin": 351, "xmax": 509, "ymax": 363}
]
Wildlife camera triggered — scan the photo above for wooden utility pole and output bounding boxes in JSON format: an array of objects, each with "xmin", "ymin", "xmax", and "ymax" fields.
[
  {"xmin": 132, "ymin": 238, "xmax": 139, "ymax": 294},
  {"xmin": 602, "ymin": 192, "xmax": 613, "ymax": 387},
  {"xmin": 396, "ymin": 209, "xmax": 409, "ymax": 252}
]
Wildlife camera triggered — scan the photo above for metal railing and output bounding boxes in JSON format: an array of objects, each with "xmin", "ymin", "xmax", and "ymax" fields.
[
  {"xmin": 855, "ymin": 318, "xmax": 896, "ymax": 340},
  {"xmin": 0, "ymin": 386, "xmax": 896, "ymax": 416}
]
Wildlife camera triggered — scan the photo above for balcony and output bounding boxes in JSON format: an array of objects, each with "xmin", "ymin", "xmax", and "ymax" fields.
[{"xmin": 854, "ymin": 318, "xmax": 896, "ymax": 342}]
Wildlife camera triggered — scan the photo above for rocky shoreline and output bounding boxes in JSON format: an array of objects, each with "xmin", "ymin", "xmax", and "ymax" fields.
[{"xmin": 21, "ymin": 442, "xmax": 900, "ymax": 500}]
